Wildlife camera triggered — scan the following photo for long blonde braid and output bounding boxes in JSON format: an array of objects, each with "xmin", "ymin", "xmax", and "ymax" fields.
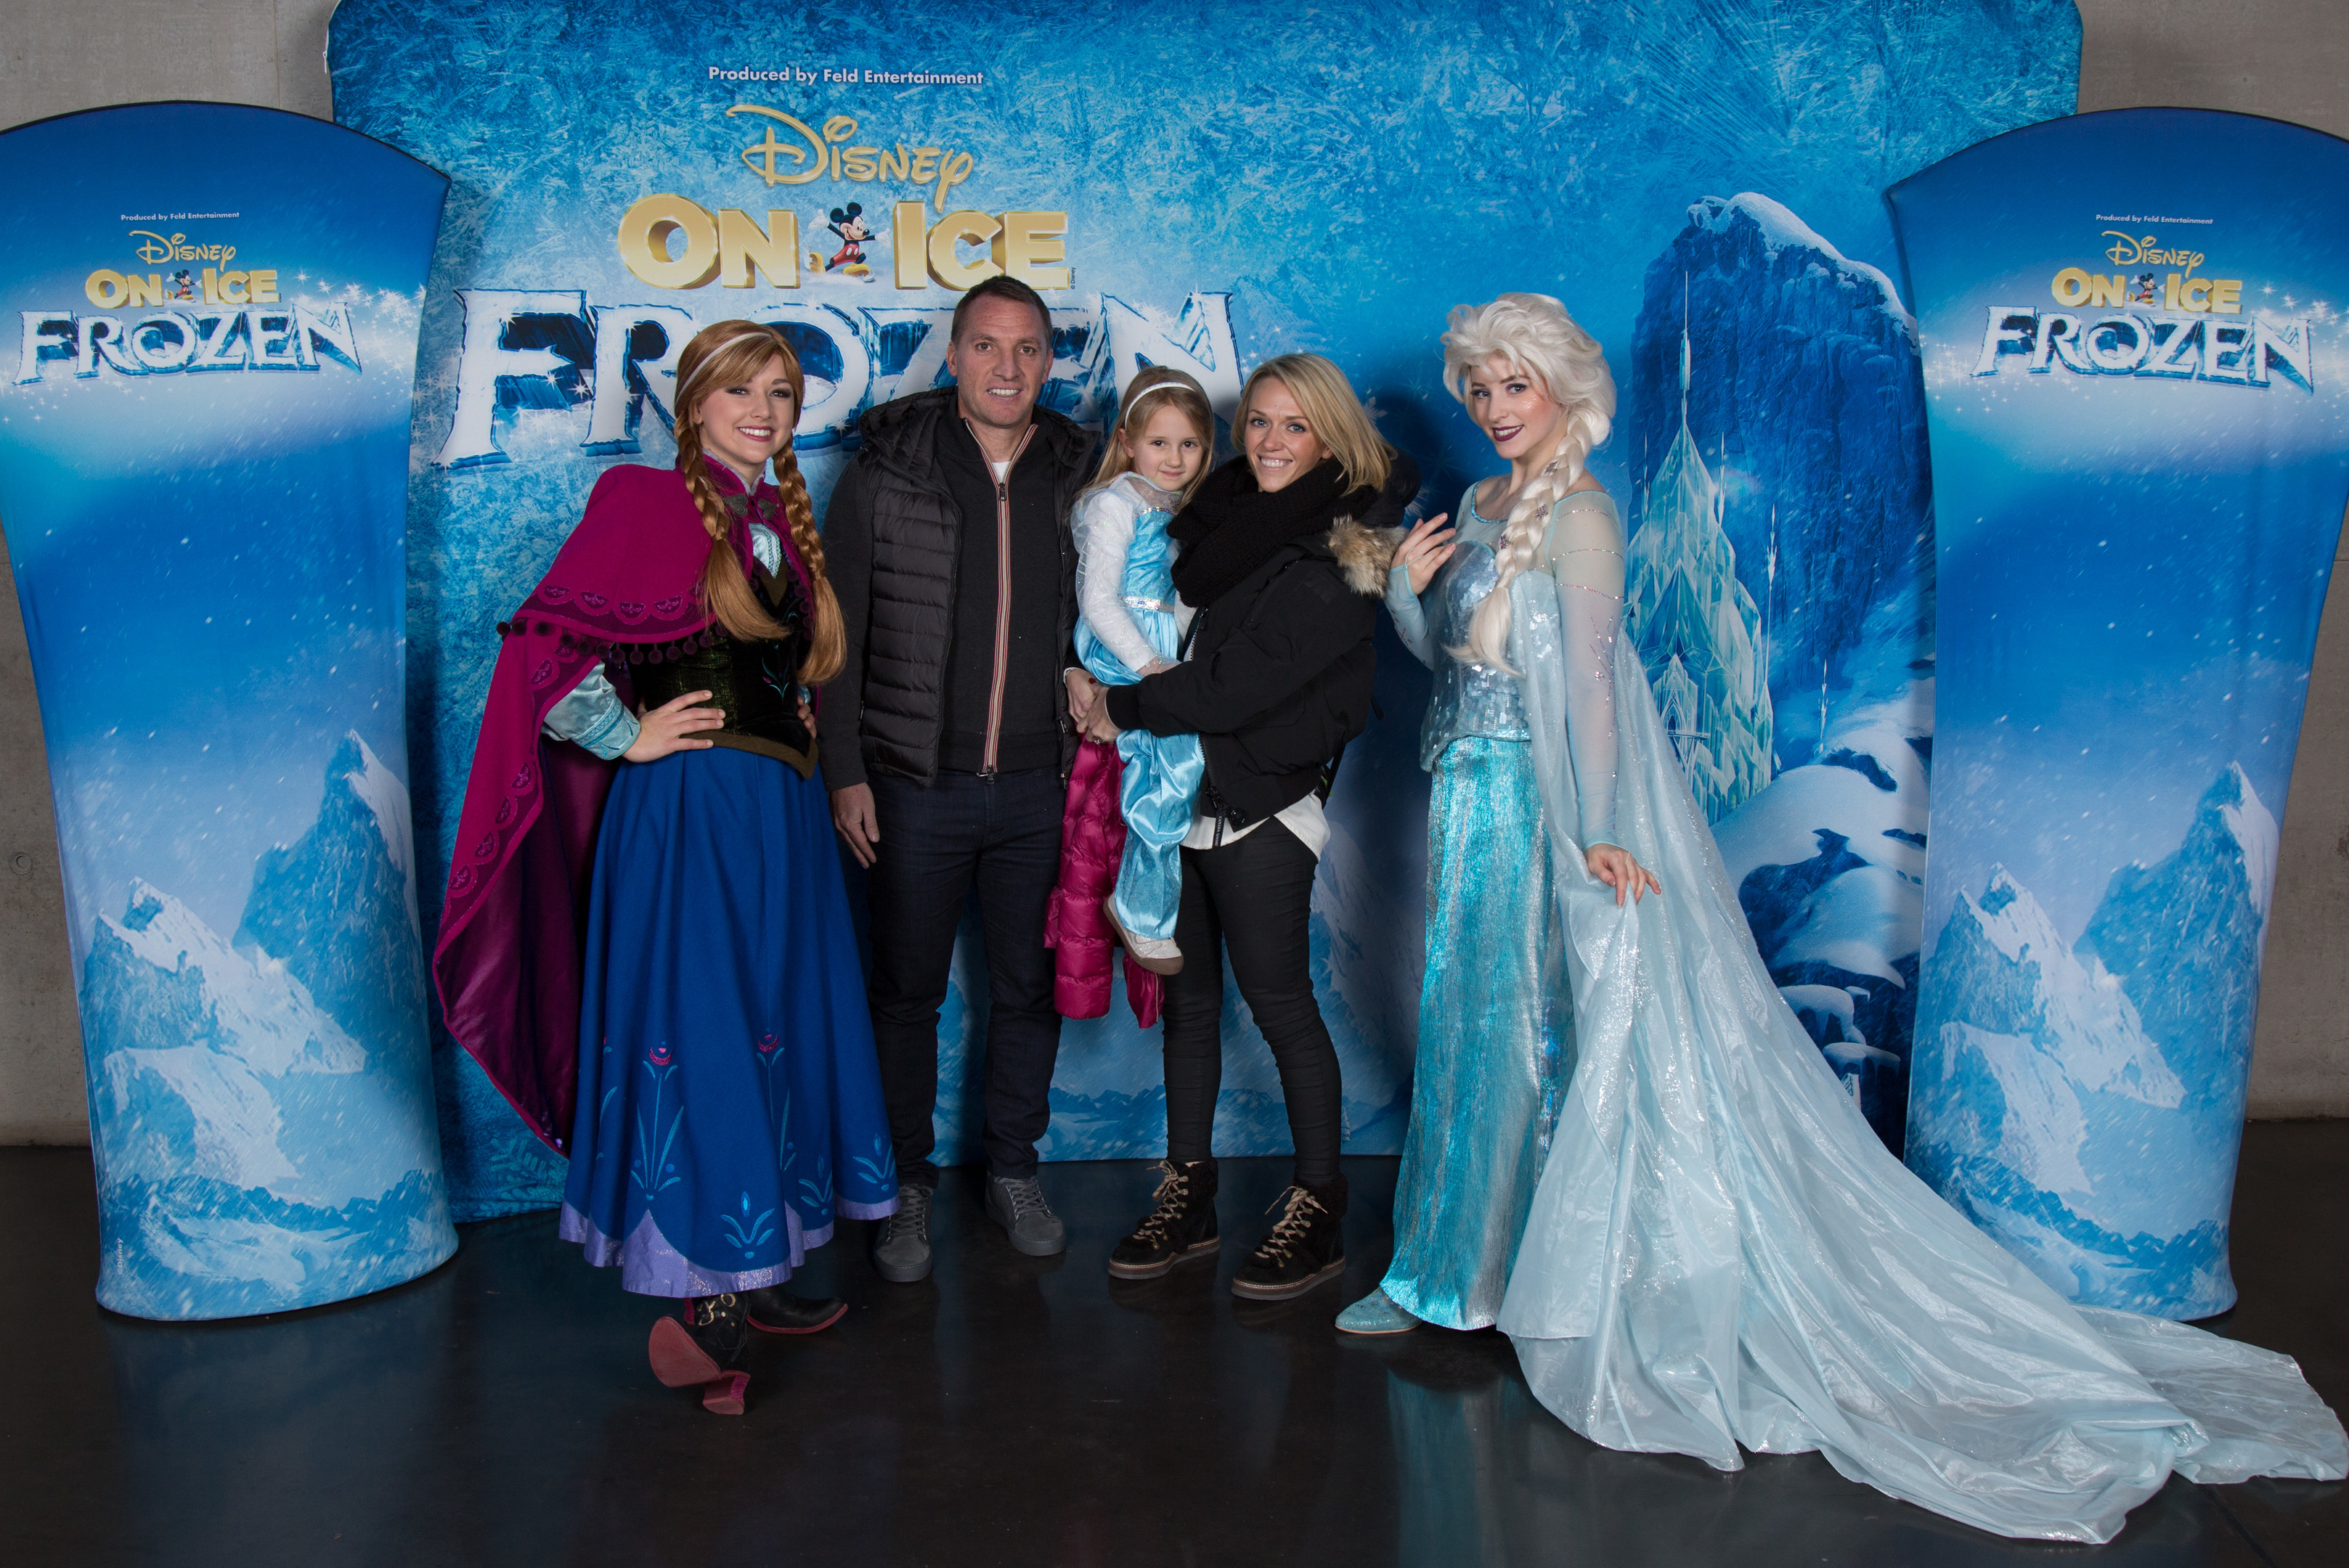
[{"xmin": 1441, "ymin": 294, "xmax": 1616, "ymax": 673}]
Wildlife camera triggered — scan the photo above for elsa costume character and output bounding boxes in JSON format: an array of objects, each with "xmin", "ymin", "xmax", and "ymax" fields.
[
  {"xmin": 1072, "ymin": 468, "xmax": 1202, "ymax": 967},
  {"xmin": 1353, "ymin": 294, "xmax": 2345, "ymax": 1543},
  {"xmin": 1352, "ymin": 476, "xmax": 1589, "ymax": 1331}
]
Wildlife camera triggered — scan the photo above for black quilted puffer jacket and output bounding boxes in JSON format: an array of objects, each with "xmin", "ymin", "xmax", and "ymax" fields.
[{"xmin": 815, "ymin": 385, "xmax": 1090, "ymax": 789}]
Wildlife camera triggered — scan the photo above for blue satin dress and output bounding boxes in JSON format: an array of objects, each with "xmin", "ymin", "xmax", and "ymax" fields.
[
  {"xmin": 1377, "ymin": 491, "xmax": 1572, "ymax": 1329},
  {"xmin": 1074, "ymin": 481, "xmax": 1204, "ymax": 945}
]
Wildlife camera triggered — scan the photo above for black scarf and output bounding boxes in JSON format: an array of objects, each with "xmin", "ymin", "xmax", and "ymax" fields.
[{"xmin": 1168, "ymin": 456, "xmax": 1372, "ymax": 607}]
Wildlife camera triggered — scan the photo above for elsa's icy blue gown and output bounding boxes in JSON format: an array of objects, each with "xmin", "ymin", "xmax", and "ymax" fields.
[
  {"xmin": 1073, "ymin": 473, "xmax": 1202, "ymax": 955},
  {"xmin": 1399, "ymin": 484, "xmax": 2345, "ymax": 1541},
  {"xmin": 1377, "ymin": 483, "xmax": 1580, "ymax": 1328}
]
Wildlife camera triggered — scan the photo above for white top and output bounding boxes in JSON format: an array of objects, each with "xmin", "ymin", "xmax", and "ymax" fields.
[
  {"xmin": 1072, "ymin": 471, "xmax": 1194, "ymax": 677},
  {"xmin": 989, "ymin": 458, "xmax": 1011, "ymax": 483},
  {"xmin": 1180, "ymin": 791, "xmax": 1330, "ymax": 859}
]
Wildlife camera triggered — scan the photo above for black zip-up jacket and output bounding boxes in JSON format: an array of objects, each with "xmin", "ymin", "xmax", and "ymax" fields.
[
  {"xmin": 818, "ymin": 386, "xmax": 1091, "ymax": 788},
  {"xmin": 1105, "ymin": 461, "xmax": 1413, "ymax": 828}
]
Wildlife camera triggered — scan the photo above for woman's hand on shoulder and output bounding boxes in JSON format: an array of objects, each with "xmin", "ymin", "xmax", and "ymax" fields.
[
  {"xmin": 1586, "ymin": 842, "xmax": 1661, "ymax": 906},
  {"xmin": 1393, "ymin": 512, "xmax": 1455, "ymax": 595},
  {"xmin": 624, "ymin": 690, "xmax": 725, "ymax": 763}
]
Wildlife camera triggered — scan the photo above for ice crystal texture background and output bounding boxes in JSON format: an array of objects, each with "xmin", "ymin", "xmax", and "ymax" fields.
[{"xmin": 328, "ymin": 0, "xmax": 2080, "ymax": 1214}]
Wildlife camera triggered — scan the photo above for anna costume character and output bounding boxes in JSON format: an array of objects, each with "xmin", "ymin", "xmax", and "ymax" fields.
[{"xmin": 433, "ymin": 322, "xmax": 895, "ymax": 1415}]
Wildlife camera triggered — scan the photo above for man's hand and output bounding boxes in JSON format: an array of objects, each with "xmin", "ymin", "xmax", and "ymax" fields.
[
  {"xmin": 1064, "ymin": 667, "xmax": 1100, "ymax": 725},
  {"xmin": 832, "ymin": 783, "xmax": 880, "ymax": 867},
  {"xmin": 1082, "ymin": 699, "xmax": 1123, "ymax": 743}
]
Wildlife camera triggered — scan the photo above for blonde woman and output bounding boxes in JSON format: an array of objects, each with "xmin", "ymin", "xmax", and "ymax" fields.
[
  {"xmin": 436, "ymin": 321, "xmax": 895, "ymax": 1416},
  {"xmin": 1347, "ymin": 295, "xmax": 2344, "ymax": 1539},
  {"xmin": 1339, "ymin": 293, "xmax": 1654, "ymax": 1341},
  {"xmin": 1078, "ymin": 353, "xmax": 1415, "ymax": 1297}
]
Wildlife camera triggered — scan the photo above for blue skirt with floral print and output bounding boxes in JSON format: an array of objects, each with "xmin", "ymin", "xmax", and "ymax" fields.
[{"xmin": 558, "ymin": 746, "xmax": 896, "ymax": 1297}]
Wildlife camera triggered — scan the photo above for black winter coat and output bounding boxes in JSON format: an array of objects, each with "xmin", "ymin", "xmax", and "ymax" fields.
[
  {"xmin": 817, "ymin": 387, "xmax": 1091, "ymax": 788},
  {"xmin": 1105, "ymin": 458, "xmax": 1414, "ymax": 828}
]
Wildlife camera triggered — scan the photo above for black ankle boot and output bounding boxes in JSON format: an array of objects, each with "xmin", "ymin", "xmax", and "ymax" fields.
[
  {"xmin": 742, "ymin": 1287, "xmax": 847, "ymax": 1336},
  {"xmin": 1107, "ymin": 1159, "xmax": 1220, "ymax": 1279},
  {"xmin": 648, "ymin": 1292, "xmax": 749, "ymax": 1388},
  {"xmin": 1230, "ymin": 1175, "xmax": 1346, "ymax": 1301}
]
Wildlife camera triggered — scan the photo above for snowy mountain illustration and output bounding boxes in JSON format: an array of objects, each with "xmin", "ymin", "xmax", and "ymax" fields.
[
  {"xmin": 1631, "ymin": 194, "xmax": 1935, "ymax": 1150},
  {"xmin": 237, "ymin": 733, "xmax": 428, "ymax": 1063},
  {"xmin": 1910, "ymin": 767, "xmax": 2274, "ymax": 1318},
  {"xmin": 78, "ymin": 734, "xmax": 452, "ymax": 1319}
]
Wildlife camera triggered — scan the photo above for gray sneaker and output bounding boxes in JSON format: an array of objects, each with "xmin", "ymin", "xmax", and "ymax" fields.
[
  {"xmin": 871, "ymin": 1182, "xmax": 933, "ymax": 1283},
  {"xmin": 984, "ymin": 1173, "xmax": 1067, "ymax": 1257}
]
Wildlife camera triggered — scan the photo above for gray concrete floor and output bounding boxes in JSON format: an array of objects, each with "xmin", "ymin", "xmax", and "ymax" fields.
[{"xmin": 1, "ymin": 1137, "xmax": 2342, "ymax": 1567}]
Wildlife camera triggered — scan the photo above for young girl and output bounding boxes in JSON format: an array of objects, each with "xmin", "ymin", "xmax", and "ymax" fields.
[
  {"xmin": 433, "ymin": 320, "xmax": 896, "ymax": 1416},
  {"xmin": 1048, "ymin": 368, "xmax": 1214, "ymax": 1018}
]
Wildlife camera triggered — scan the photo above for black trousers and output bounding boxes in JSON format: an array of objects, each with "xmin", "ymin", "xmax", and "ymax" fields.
[
  {"xmin": 1161, "ymin": 821, "xmax": 1345, "ymax": 1188},
  {"xmin": 866, "ymin": 768, "xmax": 1064, "ymax": 1185}
]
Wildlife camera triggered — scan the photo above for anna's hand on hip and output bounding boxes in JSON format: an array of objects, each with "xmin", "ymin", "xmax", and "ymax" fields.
[
  {"xmin": 831, "ymin": 782, "xmax": 880, "ymax": 867},
  {"xmin": 1586, "ymin": 843, "xmax": 1661, "ymax": 906},
  {"xmin": 623, "ymin": 690, "xmax": 723, "ymax": 763}
]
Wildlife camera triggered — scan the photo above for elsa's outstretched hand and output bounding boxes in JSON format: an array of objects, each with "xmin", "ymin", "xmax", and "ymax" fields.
[
  {"xmin": 1393, "ymin": 512, "xmax": 1457, "ymax": 595},
  {"xmin": 1587, "ymin": 843, "xmax": 1661, "ymax": 906}
]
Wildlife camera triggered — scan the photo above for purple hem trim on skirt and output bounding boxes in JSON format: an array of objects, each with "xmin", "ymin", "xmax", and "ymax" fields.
[
  {"xmin": 560, "ymin": 1202, "xmax": 829, "ymax": 1298},
  {"xmin": 836, "ymin": 1196, "xmax": 898, "ymax": 1222}
]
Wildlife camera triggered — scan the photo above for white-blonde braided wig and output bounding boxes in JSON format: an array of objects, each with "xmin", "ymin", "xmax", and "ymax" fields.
[{"xmin": 1441, "ymin": 293, "xmax": 1616, "ymax": 671}]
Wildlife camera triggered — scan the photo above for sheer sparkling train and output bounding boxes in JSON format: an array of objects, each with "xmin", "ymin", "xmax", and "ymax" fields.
[{"xmin": 1489, "ymin": 494, "xmax": 2345, "ymax": 1543}]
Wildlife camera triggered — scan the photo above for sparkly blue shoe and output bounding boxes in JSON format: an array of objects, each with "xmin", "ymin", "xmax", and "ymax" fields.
[{"xmin": 1335, "ymin": 1287, "xmax": 1420, "ymax": 1336}]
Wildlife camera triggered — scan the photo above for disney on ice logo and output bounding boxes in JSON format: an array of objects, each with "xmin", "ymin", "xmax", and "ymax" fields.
[
  {"xmin": 131, "ymin": 227, "xmax": 237, "ymax": 266},
  {"xmin": 608, "ymin": 102, "xmax": 1067, "ymax": 296},
  {"xmin": 728, "ymin": 105, "xmax": 977, "ymax": 211},
  {"xmin": 1971, "ymin": 224, "xmax": 2313, "ymax": 388},
  {"xmin": 13, "ymin": 227, "xmax": 362, "ymax": 383}
]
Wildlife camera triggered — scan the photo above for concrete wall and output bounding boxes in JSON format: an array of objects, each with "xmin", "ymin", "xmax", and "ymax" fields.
[{"xmin": 2, "ymin": 1, "xmax": 2346, "ymax": 1140}]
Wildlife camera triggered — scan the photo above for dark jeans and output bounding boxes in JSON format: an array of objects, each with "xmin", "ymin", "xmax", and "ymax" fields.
[
  {"xmin": 866, "ymin": 767, "xmax": 1064, "ymax": 1186},
  {"xmin": 1162, "ymin": 821, "xmax": 1344, "ymax": 1188}
]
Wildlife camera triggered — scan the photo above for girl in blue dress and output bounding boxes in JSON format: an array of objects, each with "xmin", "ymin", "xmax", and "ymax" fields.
[{"xmin": 1059, "ymin": 369, "xmax": 1215, "ymax": 979}]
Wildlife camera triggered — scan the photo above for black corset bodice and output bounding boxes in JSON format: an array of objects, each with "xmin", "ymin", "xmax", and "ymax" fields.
[{"xmin": 631, "ymin": 553, "xmax": 816, "ymax": 776}]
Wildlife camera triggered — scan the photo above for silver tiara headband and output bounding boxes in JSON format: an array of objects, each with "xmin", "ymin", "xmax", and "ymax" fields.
[{"xmin": 1123, "ymin": 367, "xmax": 1201, "ymax": 407}]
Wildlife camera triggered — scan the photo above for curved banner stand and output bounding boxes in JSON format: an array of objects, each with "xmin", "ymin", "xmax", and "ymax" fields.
[
  {"xmin": 1890, "ymin": 109, "xmax": 2349, "ymax": 1319},
  {"xmin": 0, "ymin": 104, "xmax": 457, "ymax": 1318}
]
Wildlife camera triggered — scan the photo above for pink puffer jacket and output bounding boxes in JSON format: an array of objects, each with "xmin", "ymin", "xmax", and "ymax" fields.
[{"xmin": 1046, "ymin": 739, "xmax": 1163, "ymax": 1026}]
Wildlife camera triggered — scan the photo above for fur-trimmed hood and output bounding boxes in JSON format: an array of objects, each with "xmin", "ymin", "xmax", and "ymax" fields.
[{"xmin": 1327, "ymin": 516, "xmax": 1403, "ymax": 596}]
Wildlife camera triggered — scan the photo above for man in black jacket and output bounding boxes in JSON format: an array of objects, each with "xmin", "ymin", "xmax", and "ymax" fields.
[{"xmin": 818, "ymin": 275, "xmax": 1091, "ymax": 1281}]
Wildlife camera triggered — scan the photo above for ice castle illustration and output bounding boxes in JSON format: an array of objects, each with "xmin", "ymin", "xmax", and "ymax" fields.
[{"xmin": 1627, "ymin": 293, "xmax": 1775, "ymax": 824}]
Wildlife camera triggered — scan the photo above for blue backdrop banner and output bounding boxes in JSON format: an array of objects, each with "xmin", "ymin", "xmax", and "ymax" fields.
[
  {"xmin": 328, "ymin": 0, "xmax": 2078, "ymax": 1217},
  {"xmin": 0, "ymin": 103, "xmax": 456, "ymax": 1318},
  {"xmin": 1891, "ymin": 108, "xmax": 2349, "ymax": 1320}
]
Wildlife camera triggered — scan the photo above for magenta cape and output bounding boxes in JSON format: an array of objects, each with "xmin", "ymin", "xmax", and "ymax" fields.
[{"xmin": 431, "ymin": 461, "xmax": 802, "ymax": 1153}]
